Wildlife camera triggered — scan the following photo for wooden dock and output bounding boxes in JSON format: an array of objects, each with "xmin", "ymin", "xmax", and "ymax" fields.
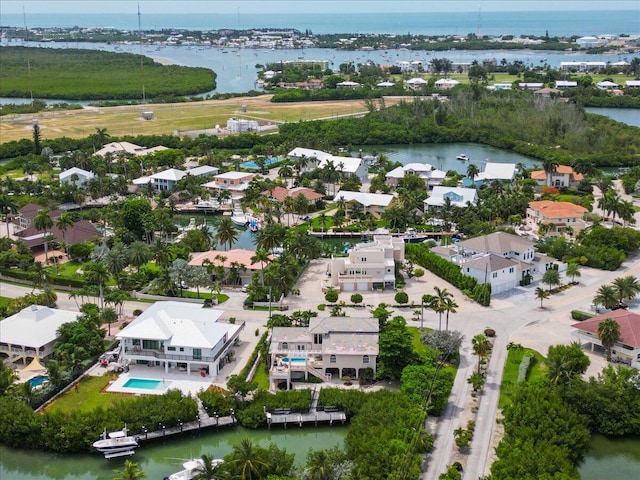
[{"xmin": 265, "ymin": 388, "xmax": 347, "ymax": 429}]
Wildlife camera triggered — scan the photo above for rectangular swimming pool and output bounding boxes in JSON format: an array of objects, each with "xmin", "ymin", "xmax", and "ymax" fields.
[
  {"xmin": 122, "ymin": 378, "xmax": 164, "ymax": 390},
  {"xmin": 281, "ymin": 357, "xmax": 307, "ymax": 364}
]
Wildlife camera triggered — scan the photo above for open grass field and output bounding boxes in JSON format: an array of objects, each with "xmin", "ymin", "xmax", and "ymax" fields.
[
  {"xmin": 45, "ymin": 374, "xmax": 135, "ymax": 414},
  {"xmin": 498, "ymin": 346, "xmax": 546, "ymax": 409},
  {"xmin": 0, "ymin": 94, "xmax": 404, "ymax": 143}
]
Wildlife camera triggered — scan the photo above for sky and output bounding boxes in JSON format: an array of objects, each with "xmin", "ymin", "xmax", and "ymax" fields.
[{"xmin": 2, "ymin": 0, "xmax": 639, "ymax": 15}]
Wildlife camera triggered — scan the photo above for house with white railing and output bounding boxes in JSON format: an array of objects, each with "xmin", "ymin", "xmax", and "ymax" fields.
[
  {"xmin": 116, "ymin": 301, "xmax": 243, "ymax": 377},
  {"xmin": 269, "ymin": 316, "xmax": 379, "ymax": 390}
]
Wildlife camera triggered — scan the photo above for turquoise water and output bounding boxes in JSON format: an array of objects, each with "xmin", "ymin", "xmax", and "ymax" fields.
[
  {"xmin": 0, "ymin": 426, "xmax": 347, "ymax": 480},
  {"xmin": 27, "ymin": 375, "xmax": 49, "ymax": 388},
  {"xmin": 240, "ymin": 157, "xmax": 280, "ymax": 170},
  {"xmin": 281, "ymin": 357, "xmax": 307, "ymax": 363},
  {"xmin": 122, "ymin": 378, "xmax": 163, "ymax": 390}
]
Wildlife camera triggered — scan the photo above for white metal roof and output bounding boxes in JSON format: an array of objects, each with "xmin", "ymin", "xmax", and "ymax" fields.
[
  {"xmin": 214, "ymin": 171, "xmax": 253, "ymax": 180},
  {"xmin": 0, "ymin": 305, "xmax": 79, "ymax": 349},
  {"xmin": 407, "ymin": 77, "xmax": 428, "ymax": 85},
  {"xmin": 334, "ymin": 190, "xmax": 394, "ymax": 207},
  {"xmin": 318, "ymin": 156, "xmax": 362, "ymax": 174},
  {"xmin": 186, "ymin": 165, "xmax": 219, "ymax": 177},
  {"xmin": 59, "ymin": 167, "xmax": 94, "ymax": 181},
  {"xmin": 116, "ymin": 301, "xmax": 231, "ymax": 349},
  {"xmin": 287, "ymin": 147, "xmax": 332, "ymax": 162},
  {"xmin": 477, "ymin": 162, "xmax": 516, "ymax": 181},
  {"xmin": 151, "ymin": 168, "xmax": 187, "ymax": 182},
  {"xmin": 425, "ymin": 186, "xmax": 477, "ymax": 207}
]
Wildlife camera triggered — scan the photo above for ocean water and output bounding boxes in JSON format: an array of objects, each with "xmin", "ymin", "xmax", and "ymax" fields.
[{"xmin": 1, "ymin": 11, "xmax": 638, "ymax": 36}]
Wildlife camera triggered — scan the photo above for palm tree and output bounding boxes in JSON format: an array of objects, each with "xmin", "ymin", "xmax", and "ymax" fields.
[
  {"xmin": 432, "ymin": 286, "xmax": 452, "ymax": 331},
  {"xmin": 593, "ymin": 284, "xmax": 619, "ymax": 311},
  {"xmin": 113, "ymin": 460, "xmax": 147, "ymax": 480},
  {"xmin": 83, "ymin": 261, "xmax": 110, "ymax": 309},
  {"xmin": 250, "ymin": 248, "xmax": 271, "ymax": 286},
  {"xmin": 597, "ymin": 318, "xmax": 621, "ymax": 362},
  {"xmin": 34, "ymin": 208, "xmax": 54, "ymax": 265},
  {"xmin": 542, "ymin": 268, "xmax": 560, "ymax": 292},
  {"xmin": 55, "ymin": 212, "xmax": 75, "ymax": 256},
  {"xmin": 442, "ymin": 296, "xmax": 458, "ymax": 332},
  {"xmin": 466, "ymin": 163, "xmax": 480, "ymax": 185},
  {"xmin": 472, "ymin": 334, "xmax": 491, "ymax": 374},
  {"xmin": 0, "ymin": 194, "xmax": 18, "ymax": 238},
  {"xmin": 317, "ymin": 212, "xmax": 328, "ymax": 238},
  {"xmin": 128, "ymin": 241, "xmax": 151, "ymax": 272},
  {"xmin": 255, "ymin": 223, "xmax": 286, "ymax": 252},
  {"xmin": 566, "ymin": 262, "xmax": 581, "ymax": 284},
  {"xmin": 100, "ymin": 306, "xmax": 119, "ymax": 337},
  {"xmin": 612, "ymin": 275, "xmax": 640, "ymax": 306},
  {"xmin": 213, "ymin": 217, "xmax": 238, "ymax": 251},
  {"xmin": 104, "ymin": 243, "xmax": 128, "ymax": 276},
  {"xmin": 229, "ymin": 438, "xmax": 267, "ymax": 480},
  {"xmin": 535, "ymin": 287, "xmax": 550, "ymax": 309},
  {"xmin": 151, "ymin": 238, "xmax": 173, "ymax": 267},
  {"xmin": 542, "ymin": 159, "xmax": 558, "ymax": 187},
  {"xmin": 192, "ymin": 454, "xmax": 223, "ymax": 480},
  {"xmin": 277, "ymin": 163, "xmax": 294, "ymax": 187}
]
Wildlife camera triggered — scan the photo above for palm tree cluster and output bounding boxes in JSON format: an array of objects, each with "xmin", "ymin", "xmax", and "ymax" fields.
[
  {"xmin": 422, "ymin": 286, "xmax": 458, "ymax": 331},
  {"xmin": 593, "ymin": 275, "xmax": 640, "ymax": 311},
  {"xmin": 597, "ymin": 190, "xmax": 636, "ymax": 227}
]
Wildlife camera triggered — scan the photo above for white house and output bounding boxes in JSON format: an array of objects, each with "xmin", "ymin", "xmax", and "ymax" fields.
[
  {"xmin": 318, "ymin": 156, "xmax": 369, "ymax": 181},
  {"xmin": 59, "ymin": 167, "xmax": 94, "ymax": 186},
  {"xmin": 376, "ymin": 81, "xmax": 396, "ymax": 88},
  {"xmin": 269, "ymin": 316, "xmax": 379, "ymax": 389},
  {"xmin": 575, "ymin": 37, "xmax": 607, "ymax": 49},
  {"xmin": 464, "ymin": 162, "xmax": 516, "ymax": 186},
  {"xmin": 385, "ymin": 163, "xmax": 445, "ymax": 189},
  {"xmin": 424, "ymin": 186, "xmax": 478, "ymax": 208},
  {"xmin": 461, "ymin": 254, "xmax": 520, "ymax": 294},
  {"xmin": 555, "ymin": 80, "xmax": 578, "ymax": 89},
  {"xmin": 328, "ymin": 235, "xmax": 404, "ymax": 291},
  {"xmin": 434, "ymin": 78, "xmax": 460, "ymax": 89},
  {"xmin": 560, "ymin": 61, "xmax": 606, "ymax": 72},
  {"xmin": 116, "ymin": 301, "xmax": 243, "ymax": 377},
  {"xmin": 336, "ymin": 81, "xmax": 361, "ymax": 89},
  {"xmin": 148, "ymin": 168, "xmax": 187, "ymax": 191},
  {"xmin": 333, "ymin": 190, "xmax": 395, "ymax": 218},
  {"xmin": 201, "ymin": 171, "xmax": 254, "ymax": 196},
  {"xmin": 95, "ymin": 141, "xmax": 168, "ymax": 158},
  {"xmin": 406, "ymin": 77, "xmax": 429, "ymax": 89},
  {"xmin": 625, "ymin": 80, "xmax": 640, "ymax": 89},
  {"xmin": 287, "ymin": 147, "xmax": 332, "ymax": 171},
  {"xmin": 0, "ymin": 305, "xmax": 79, "ymax": 364},
  {"xmin": 572, "ymin": 310, "xmax": 640, "ymax": 367},
  {"xmin": 596, "ymin": 80, "xmax": 619, "ymax": 90}
]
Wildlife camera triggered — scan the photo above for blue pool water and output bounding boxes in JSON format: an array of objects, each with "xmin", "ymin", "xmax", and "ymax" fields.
[
  {"xmin": 240, "ymin": 157, "xmax": 280, "ymax": 170},
  {"xmin": 27, "ymin": 375, "xmax": 48, "ymax": 388},
  {"xmin": 122, "ymin": 378, "xmax": 164, "ymax": 390},
  {"xmin": 281, "ymin": 357, "xmax": 307, "ymax": 364}
]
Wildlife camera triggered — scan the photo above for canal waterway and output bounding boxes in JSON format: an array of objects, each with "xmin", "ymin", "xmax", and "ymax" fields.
[
  {"xmin": 579, "ymin": 435, "xmax": 640, "ymax": 480},
  {"xmin": 585, "ymin": 107, "xmax": 640, "ymax": 128},
  {"xmin": 0, "ymin": 425, "xmax": 347, "ymax": 480}
]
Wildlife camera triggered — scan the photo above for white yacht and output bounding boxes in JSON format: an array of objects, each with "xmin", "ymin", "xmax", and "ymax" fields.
[
  {"xmin": 456, "ymin": 153, "xmax": 469, "ymax": 161},
  {"xmin": 164, "ymin": 458, "xmax": 224, "ymax": 480},
  {"xmin": 92, "ymin": 427, "xmax": 138, "ymax": 459}
]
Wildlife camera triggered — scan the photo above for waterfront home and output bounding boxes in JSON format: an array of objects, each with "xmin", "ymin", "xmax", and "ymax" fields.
[
  {"xmin": 517, "ymin": 83, "xmax": 544, "ymax": 91},
  {"xmin": 526, "ymin": 200, "xmax": 588, "ymax": 237},
  {"xmin": 13, "ymin": 203, "xmax": 62, "ymax": 232},
  {"xmin": 424, "ymin": 186, "xmax": 478, "ymax": 209},
  {"xmin": 269, "ymin": 316, "xmax": 379, "ymax": 390},
  {"xmin": 287, "ymin": 147, "xmax": 332, "ymax": 171},
  {"xmin": 327, "ymin": 234, "xmax": 404, "ymax": 292},
  {"xmin": 0, "ymin": 305, "xmax": 79, "ymax": 364},
  {"xmin": 560, "ymin": 60, "xmax": 606, "ymax": 72},
  {"xmin": 189, "ymin": 248, "xmax": 271, "ymax": 286},
  {"xmin": 434, "ymin": 78, "xmax": 460, "ymax": 89},
  {"xmin": 116, "ymin": 301, "xmax": 243, "ymax": 377},
  {"xmin": 530, "ymin": 165, "xmax": 584, "ymax": 189},
  {"xmin": 318, "ymin": 156, "xmax": 368, "ymax": 182},
  {"xmin": 385, "ymin": 163, "xmax": 446, "ymax": 189},
  {"xmin": 596, "ymin": 80, "xmax": 619, "ymax": 90},
  {"xmin": 201, "ymin": 171, "xmax": 254, "ymax": 197},
  {"xmin": 133, "ymin": 166, "xmax": 219, "ymax": 192},
  {"xmin": 333, "ymin": 191, "xmax": 395, "ymax": 218},
  {"xmin": 625, "ymin": 80, "xmax": 640, "ymax": 89},
  {"xmin": 572, "ymin": 310, "xmax": 640, "ymax": 368},
  {"xmin": 59, "ymin": 167, "xmax": 94, "ymax": 186},
  {"xmin": 463, "ymin": 162, "xmax": 516, "ymax": 187}
]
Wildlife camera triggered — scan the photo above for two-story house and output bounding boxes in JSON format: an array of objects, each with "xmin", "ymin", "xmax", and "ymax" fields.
[
  {"xmin": 333, "ymin": 191, "xmax": 395, "ymax": 219},
  {"xmin": 59, "ymin": 167, "xmax": 94, "ymax": 186},
  {"xmin": 530, "ymin": 165, "xmax": 584, "ymax": 189},
  {"xmin": 385, "ymin": 163, "xmax": 446, "ymax": 189},
  {"xmin": 116, "ymin": 302, "xmax": 243, "ymax": 377},
  {"xmin": 269, "ymin": 316, "xmax": 379, "ymax": 390},
  {"xmin": 424, "ymin": 186, "xmax": 478, "ymax": 208},
  {"xmin": 202, "ymin": 172, "xmax": 254, "ymax": 197},
  {"xmin": 527, "ymin": 200, "xmax": 588, "ymax": 237},
  {"xmin": 328, "ymin": 235, "xmax": 404, "ymax": 291}
]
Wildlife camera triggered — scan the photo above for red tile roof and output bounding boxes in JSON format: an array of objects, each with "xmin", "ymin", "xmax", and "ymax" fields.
[
  {"xmin": 262, "ymin": 186, "xmax": 323, "ymax": 203},
  {"xmin": 572, "ymin": 310, "xmax": 640, "ymax": 348},
  {"xmin": 529, "ymin": 200, "xmax": 588, "ymax": 219}
]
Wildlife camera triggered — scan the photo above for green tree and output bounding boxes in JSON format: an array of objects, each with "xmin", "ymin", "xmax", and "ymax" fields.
[
  {"xmin": 128, "ymin": 240, "xmax": 150, "ymax": 272},
  {"xmin": 542, "ymin": 268, "xmax": 560, "ymax": 292},
  {"xmin": 55, "ymin": 212, "xmax": 75, "ymax": 256},
  {"xmin": 472, "ymin": 334, "xmax": 491, "ymax": 374},
  {"xmin": 100, "ymin": 306, "xmax": 119, "ymax": 337},
  {"xmin": 228, "ymin": 438, "xmax": 268, "ymax": 480},
  {"xmin": 593, "ymin": 284, "xmax": 618, "ymax": 311},
  {"xmin": 565, "ymin": 262, "xmax": 581, "ymax": 284},
  {"xmin": 466, "ymin": 163, "xmax": 480, "ymax": 184},
  {"xmin": 192, "ymin": 454, "xmax": 223, "ymax": 480},
  {"xmin": 213, "ymin": 217, "xmax": 239, "ymax": 251},
  {"xmin": 611, "ymin": 275, "xmax": 640, "ymax": 305},
  {"xmin": 0, "ymin": 194, "xmax": 18, "ymax": 239},
  {"xmin": 250, "ymin": 248, "xmax": 271, "ymax": 286},
  {"xmin": 535, "ymin": 286, "xmax": 550, "ymax": 308},
  {"xmin": 112, "ymin": 460, "xmax": 147, "ymax": 480},
  {"xmin": 597, "ymin": 318, "xmax": 620, "ymax": 361},
  {"xmin": 546, "ymin": 342, "xmax": 590, "ymax": 385},
  {"xmin": 33, "ymin": 208, "xmax": 53, "ymax": 265},
  {"xmin": 370, "ymin": 303, "xmax": 393, "ymax": 329},
  {"xmin": 378, "ymin": 316, "xmax": 415, "ymax": 380},
  {"xmin": 83, "ymin": 261, "xmax": 110, "ymax": 309}
]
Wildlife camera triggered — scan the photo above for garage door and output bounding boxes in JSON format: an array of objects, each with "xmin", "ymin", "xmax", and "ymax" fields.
[
  {"xmin": 357, "ymin": 282, "xmax": 369, "ymax": 291},
  {"xmin": 343, "ymin": 283, "xmax": 355, "ymax": 292}
]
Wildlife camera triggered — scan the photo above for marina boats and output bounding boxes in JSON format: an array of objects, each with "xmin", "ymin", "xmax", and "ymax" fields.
[
  {"xmin": 456, "ymin": 153, "xmax": 469, "ymax": 161},
  {"xmin": 194, "ymin": 200, "xmax": 221, "ymax": 212},
  {"xmin": 92, "ymin": 427, "xmax": 138, "ymax": 459},
  {"xmin": 231, "ymin": 203, "xmax": 261, "ymax": 231},
  {"xmin": 402, "ymin": 228, "xmax": 431, "ymax": 243},
  {"xmin": 164, "ymin": 458, "xmax": 224, "ymax": 480}
]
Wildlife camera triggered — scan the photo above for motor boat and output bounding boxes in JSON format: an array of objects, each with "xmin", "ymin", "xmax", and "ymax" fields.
[
  {"xmin": 92, "ymin": 427, "xmax": 138, "ymax": 459},
  {"xmin": 231, "ymin": 203, "xmax": 261, "ymax": 230},
  {"xmin": 164, "ymin": 458, "xmax": 224, "ymax": 480},
  {"xmin": 456, "ymin": 154, "xmax": 469, "ymax": 161},
  {"xmin": 194, "ymin": 200, "xmax": 220, "ymax": 212},
  {"xmin": 402, "ymin": 228, "xmax": 431, "ymax": 243}
]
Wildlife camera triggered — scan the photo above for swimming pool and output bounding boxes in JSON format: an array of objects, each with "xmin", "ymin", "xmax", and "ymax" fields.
[
  {"xmin": 27, "ymin": 375, "xmax": 48, "ymax": 388},
  {"xmin": 240, "ymin": 157, "xmax": 280, "ymax": 170},
  {"xmin": 281, "ymin": 357, "xmax": 307, "ymax": 364},
  {"xmin": 122, "ymin": 378, "xmax": 165, "ymax": 390}
]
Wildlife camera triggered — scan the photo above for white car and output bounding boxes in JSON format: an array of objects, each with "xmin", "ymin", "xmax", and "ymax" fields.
[{"xmin": 241, "ymin": 285, "xmax": 248, "ymax": 293}]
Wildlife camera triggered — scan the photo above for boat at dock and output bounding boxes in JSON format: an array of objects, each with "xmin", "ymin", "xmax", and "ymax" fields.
[
  {"xmin": 402, "ymin": 228, "xmax": 431, "ymax": 243},
  {"xmin": 164, "ymin": 458, "xmax": 224, "ymax": 480},
  {"xmin": 92, "ymin": 427, "xmax": 138, "ymax": 459},
  {"xmin": 456, "ymin": 153, "xmax": 469, "ymax": 161},
  {"xmin": 231, "ymin": 203, "xmax": 261, "ymax": 231}
]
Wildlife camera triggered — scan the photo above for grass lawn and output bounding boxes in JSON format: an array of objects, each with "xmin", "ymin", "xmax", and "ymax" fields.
[
  {"xmin": 408, "ymin": 326, "xmax": 430, "ymax": 358},
  {"xmin": 45, "ymin": 374, "xmax": 135, "ymax": 414},
  {"xmin": 47, "ymin": 261, "xmax": 83, "ymax": 277},
  {"xmin": 0, "ymin": 296, "xmax": 11, "ymax": 309},
  {"xmin": 498, "ymin": 346, "xmax": 546, "ymax": 410},
  {"xmin": 252, "ymin": 364, "xmax": 270, "ymax": 390}
]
